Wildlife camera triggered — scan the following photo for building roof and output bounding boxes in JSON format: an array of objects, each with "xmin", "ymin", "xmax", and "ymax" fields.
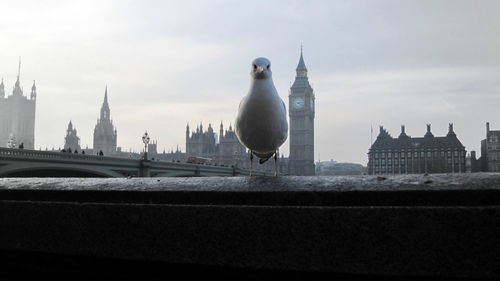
[{"xmin": 370, "ymin": 125, "xmax": 465, "ymax": 151}]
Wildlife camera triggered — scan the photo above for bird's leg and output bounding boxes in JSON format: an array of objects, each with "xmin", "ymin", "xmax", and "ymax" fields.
[
  {"xmin": 274, "ymin": 150, "xmax": 279, "ymax": 176},
  {"xmin": 249, "ymin": 150, "xmax": 254, "ymax": 176}
]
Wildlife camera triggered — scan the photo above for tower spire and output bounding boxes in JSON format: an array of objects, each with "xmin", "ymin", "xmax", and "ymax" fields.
[
  {"xmin": 0, "ymin": 78, "xmax": 4, "ymax": 98},
  {"xmin": 30, "ymin": 80, "xmax": 37, "ymax": 100},
  {"xmin": 104, "ymin": 85, "xmax": 108, "ymax": 104},
  {"xmin": 13, "ymin": 57, "xmax": 23, "ymax": 95},
  {"xmin": 295, "ymin": 46, "xmax": 308, "ymax": 78},
  {"xmin": 17, "ymin": 56, "xmax": 21, "ymax": 81},
  {"xmin": 100, "ymin": 86, "xmax": 110, "ymax": 120}
]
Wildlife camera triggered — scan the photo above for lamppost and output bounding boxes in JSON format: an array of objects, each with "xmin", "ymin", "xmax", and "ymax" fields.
[{"xmin": 142, "ymin": 131, "xmax": 150, "ymax": 160}]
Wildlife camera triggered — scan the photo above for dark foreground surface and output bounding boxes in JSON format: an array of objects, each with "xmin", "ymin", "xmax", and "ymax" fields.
[{"xmin": 0, "ymin": 174, "xmax": 499, "ymax": 280}]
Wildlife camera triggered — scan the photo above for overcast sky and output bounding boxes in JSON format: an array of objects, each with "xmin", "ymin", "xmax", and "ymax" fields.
[{"xmin": 1, "ymin": 0, "xmax": 500, "ymax": 164}]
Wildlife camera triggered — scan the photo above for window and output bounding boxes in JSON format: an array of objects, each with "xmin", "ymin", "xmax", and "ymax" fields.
[{"xmin": 427, "ymin": 151, "xmax": 431, "ymax": 157}]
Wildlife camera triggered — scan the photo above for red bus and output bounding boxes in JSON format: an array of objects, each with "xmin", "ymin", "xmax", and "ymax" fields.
[{"xmin": 187, "ymin": 156, "xmax": 212, "ymax": 165}]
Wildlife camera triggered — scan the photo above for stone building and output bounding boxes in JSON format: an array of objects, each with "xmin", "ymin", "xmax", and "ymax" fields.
[
  {"xmin": 0, "ymin": 60, "xmax": 36, "ymax": 149},
  {"xmin": 288, "ymin": 48, "xmax": 315, "ymax": 176},
  {"xmin": 368, "ymin": 124, "xmax": 466, "ymax": 175},
  {"xmin": 185, "ymin": 122, "xmax": 248, "ymax": 167},
  {"xmin": 185, "ymin": 122, "xmax": 218, "ymax": 159},
  {"xmin": 64, "ymin": 121, "xmax": 81, "ymax": 152},
  {"xmin": 471, "ymin": 122, "xmax": 500, "ymax": 172},
  {"xmin": 93, "ymin": 87, "xmax": 117, "ymax": 156},
  {"xmin": 218, "ymin": 123, "xmax": 248, "ymax": 167}
]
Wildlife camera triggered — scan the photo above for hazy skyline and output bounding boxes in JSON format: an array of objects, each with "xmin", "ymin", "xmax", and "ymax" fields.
[{"xmin": 2, "ymin": 0, "xmax": 500, "ymax": 164}]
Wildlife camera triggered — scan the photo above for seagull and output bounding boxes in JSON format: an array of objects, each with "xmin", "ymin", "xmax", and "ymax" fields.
[{"xmin": 235, "ymin": 57, "xmax": 288, "ymax": 176}]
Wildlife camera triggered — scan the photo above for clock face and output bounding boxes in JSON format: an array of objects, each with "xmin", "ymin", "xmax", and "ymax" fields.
[{"xmin": 293, "ymin": 97, "xmax": 304, "ymax": 109}]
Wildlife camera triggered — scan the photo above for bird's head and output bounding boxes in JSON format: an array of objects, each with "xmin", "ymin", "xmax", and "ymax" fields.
[{"xmin": 251, "ymin": 57, "xmax": 272, "ymax": 79}]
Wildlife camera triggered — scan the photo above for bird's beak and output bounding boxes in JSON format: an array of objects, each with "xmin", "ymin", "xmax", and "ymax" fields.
[{"xmin": 256, "ymin": 66, "xmax": 265, "ymax": 73}]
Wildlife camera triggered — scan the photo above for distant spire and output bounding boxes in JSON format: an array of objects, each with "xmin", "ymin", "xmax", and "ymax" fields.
[
  {"xmin": 17, "ymin": 56, "xmax": 21, "ymax": 81},
  {"xmin": 100, "ymin": 86, "xmax": 111, "ymax": 120},
  {"xmin": 292, "ymin": 46, "xmax": 309, "ymax": 84},
  {"xmin": 0, "ymin": 78, "xmax": 4, "ymax": 98},
  {"xmin": 104, "ymin": 85, "xmax": 108, "ymax": 105},
  {"xmin": 296, "ymin": 45, "xmax": 307, "ymax": 73},
  {"xmin": 13, "ymin": 57, "xmax": 23, "ymax": 95},
  {"xmin": 30, "ymin": 80, "xmax": 37, "ymax": 100}
]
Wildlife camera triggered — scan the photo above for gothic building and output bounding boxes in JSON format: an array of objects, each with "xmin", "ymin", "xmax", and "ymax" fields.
[
  {"xmin": 185, "ymin": 122, "xmax": 248, "ymax": 167},
  {"xmin": 368, "ymin": 124, "xmax": 467, "ymax": 175},
  {"xmin": 185, "ymin": 122, "xmax": 218, "ymax": 158},
  {"xmin": 218, "ymin": 122, "xmax": 248, "ymax": 166},
  {"xmin": 93, "ymin": 87, "xmax": 117, "ymax": 156},
  {"xmin": 470, "ymin": 122, "xmax": 500, "ymax": 172},
  {"xmin": 288, "ymin": 49, "xmax": 315, "ymax": 175},
  {"xmin": 64, "ymin": 121, "xmax": 81, "ymax": 151},
  {"xmin": 0, "ymin": 59, "xmax": 36, "ymax": 149}
]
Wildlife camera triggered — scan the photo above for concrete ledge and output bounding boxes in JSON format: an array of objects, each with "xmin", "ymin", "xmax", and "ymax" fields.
[{"xmin": 1, "ymin": 174, "xmax": 499, "ymax": 279}]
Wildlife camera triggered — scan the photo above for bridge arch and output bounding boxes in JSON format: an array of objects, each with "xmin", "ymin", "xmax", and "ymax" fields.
[
  {"xmin": 0, "ymin": 163, "xmax": 125, "ymax": 178},
  {"xmin": 154, "ymin": 171, "xmax": 198, "ymax": 177}
]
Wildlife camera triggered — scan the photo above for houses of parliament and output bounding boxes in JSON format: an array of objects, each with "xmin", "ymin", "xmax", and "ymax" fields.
[
  {"xmin": 0, "ymin": 60, "xmax": 36, "ymax": 150},
  {"xmin": 1, "ymin": 51, "xmax": 316, "ymax": 175}
]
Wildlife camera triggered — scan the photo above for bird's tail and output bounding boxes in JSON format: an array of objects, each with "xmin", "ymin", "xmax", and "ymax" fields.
[{"xmin": 253, "ymin": 151, "xmax": 274, "ymax": 164}]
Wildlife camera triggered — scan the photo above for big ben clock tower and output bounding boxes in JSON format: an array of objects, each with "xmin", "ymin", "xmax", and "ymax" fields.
[{"xmin": 289, "ymin": 48, "xmax": 315, "ymax": 176}]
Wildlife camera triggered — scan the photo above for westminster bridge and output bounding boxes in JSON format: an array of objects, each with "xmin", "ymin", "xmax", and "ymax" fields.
[{"xmin": 0, "ymin": 147, "xmax": 271, "ymax": 177}]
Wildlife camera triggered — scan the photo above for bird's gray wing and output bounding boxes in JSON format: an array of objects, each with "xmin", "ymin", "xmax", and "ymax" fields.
[{"xmin": 281, "ymin": 99, "xmax": 286, "ymax": 114}]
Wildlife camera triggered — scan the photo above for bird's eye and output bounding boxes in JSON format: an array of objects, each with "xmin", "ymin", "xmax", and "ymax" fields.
[
  {"xmin": 253, "ymin": 64, "xmax": 257, "ymax": 70},
  {"xmin": 267, "ymin": 65, "xmax": 270, "ymax": 69}
]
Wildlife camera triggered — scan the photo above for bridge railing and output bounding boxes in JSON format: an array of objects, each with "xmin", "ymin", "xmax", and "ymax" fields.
[
  {"xmin": 0, "ymin": 147, "xmax": 140, "ymax": 165},
  {"xmin": 0, "ymin": 147, "xmax": 274, "ymax": 177}
]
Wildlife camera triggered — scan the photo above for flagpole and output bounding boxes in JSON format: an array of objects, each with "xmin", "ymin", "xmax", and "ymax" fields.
[{"xmin": 370, "ymin": 124, "xmax": 373, "ymax": 146}]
